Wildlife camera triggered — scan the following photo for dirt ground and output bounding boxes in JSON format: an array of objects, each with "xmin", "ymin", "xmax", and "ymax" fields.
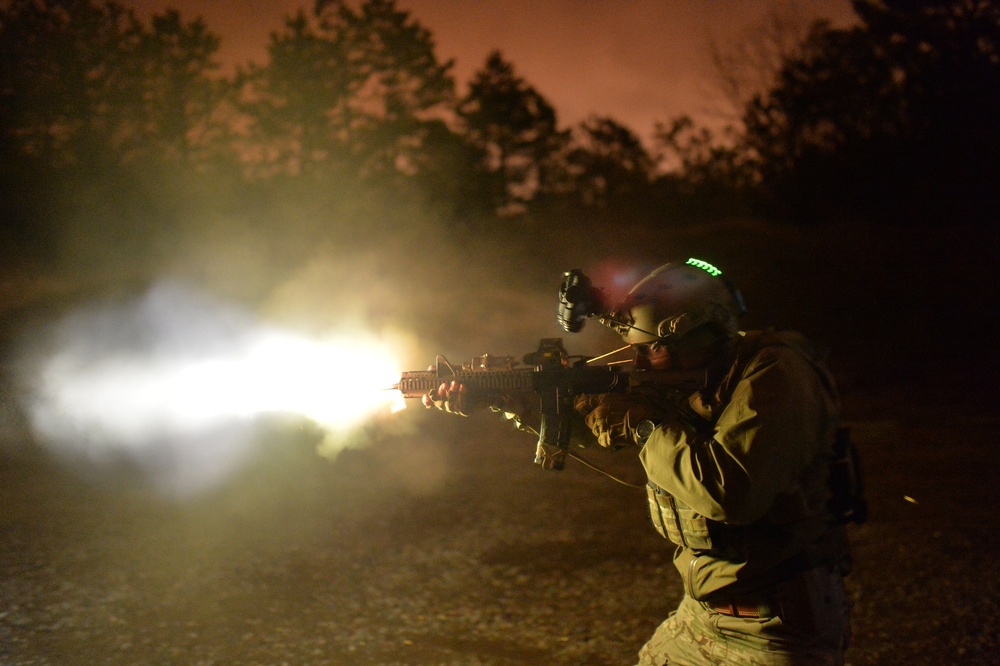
[{"xmin": 1, "ymin": 374, "xmax": 998, "ymax": 665}]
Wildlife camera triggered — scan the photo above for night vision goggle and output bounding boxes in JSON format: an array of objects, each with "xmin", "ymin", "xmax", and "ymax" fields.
[{"xmin": 556, "ymin": 258, "xmax": 739, "ymax": 336}]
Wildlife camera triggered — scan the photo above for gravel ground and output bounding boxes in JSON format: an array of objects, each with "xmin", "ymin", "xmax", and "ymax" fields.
[{"xmin": 2, "ymin": 379, "xmax": 999, "ymax": 665}]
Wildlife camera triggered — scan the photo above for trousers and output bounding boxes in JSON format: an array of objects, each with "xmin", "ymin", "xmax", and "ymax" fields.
[{"xmin": 637, "ymin": 567, "xmax": 851, "ymax": 665}]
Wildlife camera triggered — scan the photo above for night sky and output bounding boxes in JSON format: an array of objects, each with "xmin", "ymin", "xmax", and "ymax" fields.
[{"xmin": 123, "ymin": 0, "xmax": 857, "ymax": 142}]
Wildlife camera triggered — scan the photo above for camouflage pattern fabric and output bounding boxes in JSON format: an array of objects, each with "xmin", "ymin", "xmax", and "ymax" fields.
[{"xmin": 637, "ymin": 567, "xmax": 850, "ymax": 665}]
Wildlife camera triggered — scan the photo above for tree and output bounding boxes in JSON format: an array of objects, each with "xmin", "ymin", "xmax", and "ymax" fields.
[
  {"xmin": 457, "ymin": 51, "xmax": 569, "ymax": 213},
  {"xmin": 235, "ymin": 10, "xmax": 343, "ymax": 178},
  {"xmin": 651, "ymin": 115, "xmax": 757, "ymax": 220},
  {"xmin": 707, "ymin": 3, "xmax": 816, "ymax": 123},
  {"xmin": 563, "ymin": 116, "xmax": 655, "ymax": 210},
  {"xmin": 399, "ymin": 118, "xmax": 494, "ymax": 223},
  {"xmin": 0, "ymin": 0, "xmax": 226, "ymax": 170},
  {"xmin": 853, "ymin": 0, "xmax": 1000, "ymax": 222},
  {"xmin": 742, "ymin": 0, "xmax": 1000, "ymax": 224},
  {"xmin": 0, "ymin": 0, "xmax": 231, "ymax": 263},
  {"xmin": 331, "ymin": 0, "xmax": 455, "ymax": 180},
  {"xmin": 238, "ymin": 0, "xmax": 455, "ymax": 182},
  {"xmin": 654, "ymin": 116, "xmax": 754, "ymax": 189},
  {"xmin": 0, "ymin": 0, "xmax": 141, "ymax": 168},
  {"xmin": 125, "ymin": 10, "xmax": 225, "ymax": 167}
]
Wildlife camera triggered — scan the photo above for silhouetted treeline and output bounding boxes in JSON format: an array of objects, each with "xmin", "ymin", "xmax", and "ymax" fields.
[
  {"xmin": 745, "ymin": 0, "xmax": 1000, "ymax": 226},
  {"xmin": 1, "ymin": 0, "xmax": 998, "ymax": 269}
]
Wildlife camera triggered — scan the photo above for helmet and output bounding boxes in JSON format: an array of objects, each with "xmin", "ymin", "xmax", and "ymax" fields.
[{"xmin": 601, "ymin": 259, "xmax": 745, "ymax": 347}]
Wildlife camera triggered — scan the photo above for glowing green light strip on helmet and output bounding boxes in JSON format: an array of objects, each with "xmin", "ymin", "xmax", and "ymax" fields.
[{"xmin": 686, "ymin": 257, "xmax": 722, "ymax": 277}]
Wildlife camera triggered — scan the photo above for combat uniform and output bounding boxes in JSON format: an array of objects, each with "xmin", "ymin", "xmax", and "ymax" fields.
[
  {"xmin": 427, "ymin": 258, "xmax": 860, "ymax": 664},
  {"xmin": 634, "ymin": 329, "xmax": 853, "ymax": 665}
]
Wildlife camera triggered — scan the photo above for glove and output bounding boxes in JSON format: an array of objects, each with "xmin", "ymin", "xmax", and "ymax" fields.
[
  {"xmin": 422, "ymin": 381, "xmax": 486, "ymax": 416},
  {"xmin": 490, "ymin": 393, "xmax": 540, "ymax": 434},
  {"xmin": 574, "ymin": 393, "xmax": 660, "ymax": 448},
  {"xmin": 423, "ymin": 382, "xmax": 541, "ymax": 433}
]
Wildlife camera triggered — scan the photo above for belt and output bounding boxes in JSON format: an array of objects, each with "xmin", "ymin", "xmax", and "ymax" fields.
[{"xmin": 706, "ymin": 601, "xmax": 767, "ymax": 618}]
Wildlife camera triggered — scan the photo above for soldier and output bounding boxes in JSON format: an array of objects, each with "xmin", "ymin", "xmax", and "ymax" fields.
[{"xmin": 425, "ymin": 259, "xmax": 862, "ymax": 665}]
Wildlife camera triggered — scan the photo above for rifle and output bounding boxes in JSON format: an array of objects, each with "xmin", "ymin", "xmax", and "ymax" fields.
[{"xmin": 394, "ymin": 338, "xmax": 704, "ymax": 471}]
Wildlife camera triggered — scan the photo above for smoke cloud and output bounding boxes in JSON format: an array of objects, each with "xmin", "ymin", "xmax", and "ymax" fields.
[{"xmin": 13, "ymin": 281, "xmax": 408, "ymax": 498}]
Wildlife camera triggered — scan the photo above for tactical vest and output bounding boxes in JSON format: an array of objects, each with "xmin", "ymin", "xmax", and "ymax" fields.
[{"xmin": 643, "ymin": 330, "xmax": 864, "ymax": 594}]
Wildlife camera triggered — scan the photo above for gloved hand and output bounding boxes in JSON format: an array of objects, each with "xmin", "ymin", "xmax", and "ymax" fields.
[
  {"xmin": 422, "ymin": 381, "xmax": 485, "ymax": 416},
  {"xmin": 423, "ymin": 383, "xmax": 539, "ymax": 432},
  {"xmin": 574, "ymin": 393, "xmax": 660, "ymax": 448},
  {"xmin": 489, "ymin": 393, "xmax": 540, "ymax": 434}
]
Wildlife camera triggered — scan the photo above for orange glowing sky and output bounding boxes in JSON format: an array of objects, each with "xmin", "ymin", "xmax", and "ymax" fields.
[{"xmin": 125, "ymin": 0, "xmax": 857, "ymax": 143}]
